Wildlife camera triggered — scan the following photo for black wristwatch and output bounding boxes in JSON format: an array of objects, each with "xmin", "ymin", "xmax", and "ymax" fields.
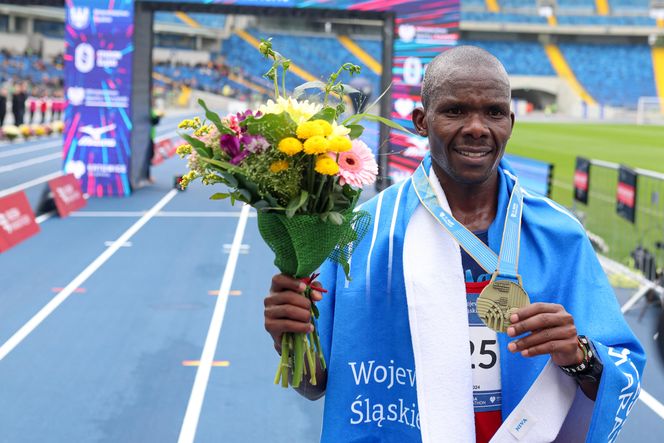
[{"xmin": 560, "ymin": 336, "xmax": 604, "ymax": 383}]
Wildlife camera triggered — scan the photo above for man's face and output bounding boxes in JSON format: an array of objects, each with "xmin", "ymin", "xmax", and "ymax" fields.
[{"xmin": 413, "ymin": 68, "xmax": 514, "ymax": 186}]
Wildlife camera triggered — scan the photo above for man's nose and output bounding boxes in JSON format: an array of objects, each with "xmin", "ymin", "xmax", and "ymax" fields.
[{"xmin": 461, "ymin": 113, "xmax": 489, "ymax": 139}]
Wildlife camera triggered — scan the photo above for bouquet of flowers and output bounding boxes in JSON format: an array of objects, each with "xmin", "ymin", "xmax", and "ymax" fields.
[{"xmin": 176, "ymin": 39, "xmax": 406, "ymax": 388}]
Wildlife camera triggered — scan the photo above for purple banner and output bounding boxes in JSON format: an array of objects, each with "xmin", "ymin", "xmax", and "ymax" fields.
[{"xmin": 64, "ymin": 0, "xmax": 134, "ymax": 197}]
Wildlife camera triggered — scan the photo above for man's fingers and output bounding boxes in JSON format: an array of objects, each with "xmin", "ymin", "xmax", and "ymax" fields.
[
  {"xmin": 265, "ymin": 304, "xmax": 312, "ymax": 323},
  {"xmin": 508, "ymin": 311, "xmax": 572, "ymax": 337},
  {"xmin": 264, "ymin": 291, "xmax": 311, "ymax": 311},
  {"xmin": 508, "ymin": 325, "xmax": 577, "ymax": 352},
  {"xmin": 271, "ymin": 273, "xmax": 306, "ymax": 293},
  {"xmin": 510, "ymin": 302, "xmax": 563, "ymax": 323},
  {"xmin": 516, "ymin": 339, "xmax": 579, "ymax": 360}
]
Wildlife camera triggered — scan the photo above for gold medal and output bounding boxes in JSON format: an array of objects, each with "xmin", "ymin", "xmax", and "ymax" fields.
[{"xmin": 477, "ymin": 273, "xmax": 530, "ymax": 333}]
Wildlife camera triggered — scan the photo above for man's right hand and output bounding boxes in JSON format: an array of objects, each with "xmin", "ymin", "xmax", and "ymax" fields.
[
  {"xmin": 264, "ymin": 273, "xmax": 327, "ymax": 400},
  {"xmin": 264, "ymin": 274, "xmax": 323, "ymax": 354}
]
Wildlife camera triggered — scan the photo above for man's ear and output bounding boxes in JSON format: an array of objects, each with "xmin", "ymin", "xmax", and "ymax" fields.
[{"xmin": 412, "ymin": 107, "xmax": 428, "ymax": 137}]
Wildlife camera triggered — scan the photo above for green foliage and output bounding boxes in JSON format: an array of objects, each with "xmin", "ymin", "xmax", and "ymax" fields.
[{"xmin": 243, "ymin": 112, "xmax": 297, "ymax": 146}]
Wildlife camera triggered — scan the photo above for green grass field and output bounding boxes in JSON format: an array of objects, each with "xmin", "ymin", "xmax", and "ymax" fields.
[
  {"xmin": 506, "ymin": 122, "xmax": 664, "ymax": 264},
  {"xmin": 507, "ymin": 122, "xmax": 664, "ymax": 204}
]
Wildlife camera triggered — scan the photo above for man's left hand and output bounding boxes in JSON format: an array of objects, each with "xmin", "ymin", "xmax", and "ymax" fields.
[{"xmin": 507, "ymin": 302, "xmax": 584, "ymax": 367}]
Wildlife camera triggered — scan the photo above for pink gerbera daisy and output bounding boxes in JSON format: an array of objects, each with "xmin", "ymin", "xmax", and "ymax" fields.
[{"xmin": 332, "ymin": 139, "xmax": 378, "ymax": 187}]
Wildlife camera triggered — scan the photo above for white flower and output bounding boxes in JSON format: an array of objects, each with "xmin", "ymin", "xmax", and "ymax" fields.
[
  {"xmin": 331, "ymin": 121, "xmax": 351, "ymax": 137},
  {"xmin": 258, "ymin": 97, "xmax": 322, "ymax": 125}
]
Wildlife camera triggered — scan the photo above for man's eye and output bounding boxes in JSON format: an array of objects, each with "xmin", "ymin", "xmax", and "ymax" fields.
[
  {"xmin": 445, "ymin": 107, "xmax": 462, "ymax": 115},
  {"xmin": 489, "ymin": 108, "xmax": 504, "ymax": 117}
]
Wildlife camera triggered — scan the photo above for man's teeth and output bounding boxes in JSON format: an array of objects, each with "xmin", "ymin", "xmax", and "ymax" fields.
[{"xmin": 457, "ymin": 150, "xmax": 489, "ymax": 158}]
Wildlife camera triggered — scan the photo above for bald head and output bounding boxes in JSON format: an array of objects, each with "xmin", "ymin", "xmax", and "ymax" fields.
[{"xmin": 421, "ymin": 46, "xmax": 510, "ymax": 110}]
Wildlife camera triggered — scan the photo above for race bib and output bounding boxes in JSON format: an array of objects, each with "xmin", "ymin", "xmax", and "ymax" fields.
[{"xmin": 468, "ymin": 292, "xmax": 502, "ymax": 412}]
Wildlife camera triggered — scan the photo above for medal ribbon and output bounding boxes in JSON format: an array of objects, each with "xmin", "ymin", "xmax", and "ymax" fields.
[{"xmin": 411, "ymin": 163, "xmax": 524, "ymax": 281}]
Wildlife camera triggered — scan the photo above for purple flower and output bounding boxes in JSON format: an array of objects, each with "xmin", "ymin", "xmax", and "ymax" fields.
[
  {"xmin": 242, "ymin": 134, "xmax": 269, "ymax": 153},
  {"xmin": 220, "ymin": 133, "xmax": 248, "ymax": 165}
]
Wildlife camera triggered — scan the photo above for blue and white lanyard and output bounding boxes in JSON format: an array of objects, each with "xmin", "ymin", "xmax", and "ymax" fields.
[{"xmin": 411, "ymin": 164, "xmax": 524, "ymax": 281}]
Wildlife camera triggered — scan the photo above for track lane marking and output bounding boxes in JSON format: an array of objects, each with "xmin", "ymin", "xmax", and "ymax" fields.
[
  {"xmin": 0, "ymin": 152, "xmax": 61, "ymax": 173},
  {"xmin": 0, "ymin": 189, "xmax": 178, "ymax": 362},
  {"xmin": 0, "ymin": 171, "xmax": 63, "ymax": 198},
  {"xmin": 177, "ymin": 204, "xmax": 251, "ymax": 443}
]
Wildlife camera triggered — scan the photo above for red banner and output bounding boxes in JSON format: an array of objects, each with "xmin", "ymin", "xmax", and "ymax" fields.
[
  {"xmin": 48, "ymin": 173, "xmax": 86, "ymax": 217},
  {"xmin": 0, "ymin": 192, "xmax": 40, "ymax": 253}
]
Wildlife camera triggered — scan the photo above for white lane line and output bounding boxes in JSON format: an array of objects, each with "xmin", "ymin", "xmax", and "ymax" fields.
[
  {"xmin": 0, "ymin": 152, "xmax": 61, "ymax": 173},
  {"xmin": 35, "ymin": 212, "xmax": 56, "ymax": 224},
  {"xmin": 0, "ymin": 189, "xmax": 178, "ymax": 362},
  {"xmin": 69, "ymin": 211, "xmax": 257, "ymax": 218},
  {"xmin": 0, "ymin": 140, "xmax": 61, "ymax": 159},
  {"xmin": 0, "ymin": 171, "xmax": 63, "ymax": 198},
  {"xmin": 639, "ymin": 389, "xmax": 664, "ymax": 420},
  {"xmin": 178, "ymin": 204, "xmax": 251, "ymax": 443}
]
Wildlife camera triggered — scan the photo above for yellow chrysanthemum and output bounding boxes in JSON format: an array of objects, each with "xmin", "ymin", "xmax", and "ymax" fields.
[
  {"xmin": 278, "ymin": 137, "xmax": 303, "ymax": 156},
  {"xmin": 270, "ymin": 160, "xmax": 289, "ymax": 173},
  {"xmin": 315, "ymin": 155, "xmax": 339, "ymax": 176},
  {"xmin": 315, "ymin": 120, "xmax": 333, "ymax": 136},
  {"xmin": 328, "ymin": 135, "xmax": 352, "ymax": 153},
  {"xmin": 303, "ymin": 136, "xmax": 330, "ymax": 155},
  {"xmin": 176, "ymin": 144, "xmax": 192, "ymax": 158},
  {"xmin": 296, "ymin": 121, "xmax": 324, "ymax": 140}
]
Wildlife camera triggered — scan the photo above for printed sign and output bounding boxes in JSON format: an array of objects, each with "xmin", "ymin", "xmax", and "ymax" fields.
[
  {"xmin": 0, "ymin": 192, "xmax": 40, "ymax": 253},
  {"xmin": 574, "ymin": 157, "xmax": 591, "ymax": 204},
  {"xmin": 616, "ymin": 166, "xmax": 638, "ymax": 223},
  {"xmin": 48, "ymin": 174, "xmax": 87, "ymax": 217},
  {"xmin": 64, "ymin": 0, "xmax": 135, "ymax": 197}
]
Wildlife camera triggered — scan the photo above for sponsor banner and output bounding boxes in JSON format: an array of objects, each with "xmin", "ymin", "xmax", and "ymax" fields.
[
  {"xmin": 616, "ymin": 166, "xmax": 638, "ymax": 223},
  {"xmin": 152, "ymin": 136, "xmax": 180, "ymax": 166},
  {"xmin": 0, "ymin": 192, "xmax": 40, "ymax": 253},
  {"xmin": 64, "ymin": 0, "xmax": 134, "ymax": 197},
  {"xmin": 48, "ymin": 174, "xmax": 87, "ymax": 217},
  {"xmin": 574, "ymin": 157, "xmax": 591, "ymax": 204}
]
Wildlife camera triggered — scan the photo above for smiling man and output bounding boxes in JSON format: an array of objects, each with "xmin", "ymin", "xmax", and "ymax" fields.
[{"xmin": 264, "ymin": 46, "xmax": 645, "ymax": 442}]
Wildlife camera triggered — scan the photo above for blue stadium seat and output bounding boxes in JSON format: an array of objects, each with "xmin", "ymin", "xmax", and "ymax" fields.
[
  {"xmin": 499, "ymin": 0, "xmax": 538, "ymax": 9},
  {"xmin": 461, "ymin": 11, "xmax": 547, "ymax": 23},
  {"xmin": 559, "ymin": 43, "xmax": 656, "ymax": 109},
  {"xmin": 460, "ymin": 40, "xmax": 555, "ymax": 76},
  {"xmin": 221, "ymin": 30, "xmax": 381, "ymax": 98},
  {"xmin": 609, "ymin": 0, "xmax": 650, "ymax": 12}
]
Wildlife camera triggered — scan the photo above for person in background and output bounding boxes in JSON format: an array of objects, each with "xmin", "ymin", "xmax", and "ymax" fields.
[
  {"xmin": 28, "ymin": 95, "xmax": 37, "ymax": 124},
  {"xmin": 142, "ymin": 108, "xmax": 163, "ymax": 185},
  {"xmin": 12, "ymin": 83, "xmax": 27, "ymax": 126},
  {"xmin": 0, "ymin": 87, "xmax": 7, "ymax": 127},
  {"xmin": 40, "ymin": 93, "xmax": 49, "ymax": 124}
]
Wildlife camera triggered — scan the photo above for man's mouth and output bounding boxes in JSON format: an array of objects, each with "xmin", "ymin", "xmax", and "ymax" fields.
[{"xmin": 454, "ymin": 149, "xmax": 491, "ymax": 159}]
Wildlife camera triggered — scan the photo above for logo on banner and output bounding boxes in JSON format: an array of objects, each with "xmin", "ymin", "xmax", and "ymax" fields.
[
  {"xmin": 0, "ymin": 207, "xmax": 32, "ymax": 234},
  {"xmin": 69, "ymin": 7, "xmax": 90, "ymax": 30},
  {"xmin": 75, "ymin": 43, "xmax": 95, "ymax": 73},
  {"xmin": 67, "ymin": 87, "xmax": 85, "ymax": 106},
  {"xmin": 96, "ymin": 50, "xmax": 123, "ymax": 69},
  {"xmin": 48, "ymin": 174, "xmax": 86, "ymax": 217},
  {"xmin": 79, "ymin": 124, "xmax": 117, "ymax": 148},
  {"xmin": 402, "ymin": 57, "xmax": 423, "ymax": 86},
  {"xmin": 398, "ymin": 24, "xmax": 416, "ymax": 43},
  {"xmin": 64, "ymin": 160, "xmax": 86, "ymax": 179}
]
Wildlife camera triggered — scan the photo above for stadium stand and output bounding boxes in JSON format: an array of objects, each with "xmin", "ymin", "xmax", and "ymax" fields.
[
  {"xmin": 459, "ymin": 40, "xmax": 555, "ymax": 76},
  {"xmin": 558, "ymin": 43, "xmax": 657, "ymax": 108}
]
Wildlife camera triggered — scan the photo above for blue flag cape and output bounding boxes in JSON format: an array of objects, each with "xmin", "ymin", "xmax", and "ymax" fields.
[{"xmin": 315, "ymin": 154, "xmax": 645, "ymax": 442}]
